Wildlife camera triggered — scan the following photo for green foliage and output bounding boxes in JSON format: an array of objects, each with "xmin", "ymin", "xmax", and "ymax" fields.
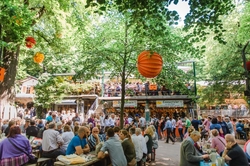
[
  {"xmin": 0, "ymin": 0, "xmax": 35, "ymax": 46},
  {"xmin": 238, "ymin": 2, "xmax": 250, "ymax": 44},
  {"xmin": 34, "ymin": 75, "xmax": 93, "ymax": 108}
]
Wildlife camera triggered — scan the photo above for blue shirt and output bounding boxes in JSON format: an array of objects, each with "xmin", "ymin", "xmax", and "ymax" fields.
[
  {"xmin": 66, "ymin": 135, "xmax": 87, "ymax": 155},
  {"xmin": 46, "ymin": 116, "xmax": 53, "ymax": 122},
  {"xmin": 163, "ymin": 120, "xmax": 172, "ymax": 130}
]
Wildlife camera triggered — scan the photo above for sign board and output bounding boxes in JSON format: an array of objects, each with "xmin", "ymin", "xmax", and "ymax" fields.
[
  {"xmin": 156, "ymin": 100, "xmax": 184, "ymax": 107},
  {"xmin": 113, "ymin": 100, "xmax": 137, "ymax": 107}
]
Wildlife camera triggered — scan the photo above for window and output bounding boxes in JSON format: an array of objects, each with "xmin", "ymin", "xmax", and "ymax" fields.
[{"xmin": 26, "ymin": 87, "xmax": 31, "ymax": 94}]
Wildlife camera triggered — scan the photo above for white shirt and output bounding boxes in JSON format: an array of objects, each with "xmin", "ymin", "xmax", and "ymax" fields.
[
  {"xmin": 138, "ymin": 134, "xmax": 147, "ymax": 154},
  {"xmin": 172, "ymin": 119, "xmax": 176, "ymax": 128},
  {"xmin": 104, "ymin": 119, "xmax": 110, "ymax": 127},
  {"xmin": 61, "ymin": 131, "xmax": 74, "ymax": 151},
  {"xmin": 128, "ymin": 117, "xmax": 133, "ymax": 124},
  {"xmin": 42, "ymin": 129, "xmax": 64, "ymax": 151},
  {"xmin": 100, "ymin": 116, "xmax": 105, "ymax": 127},
  {"xmin": 109, "ymin": 117, "xmax": 115, "ymax": 126},
  {"xmin": 139, "ymin": 117, "xmax": 146, "ymax": 127},
  {"xmin": 131, "ymin": 134, "xmax": 143, "ymax": 161}
]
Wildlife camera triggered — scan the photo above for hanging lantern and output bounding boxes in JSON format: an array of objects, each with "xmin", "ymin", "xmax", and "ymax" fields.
[
  {"xmin": 137, "ymin": 50, "xmax": 163, "ymax": 78},
  {"xmin": 25, "ymin": 36, "xmax": 36, "ymax": 48},
  {"xmin": 33, "ymin": 52, "xmax": 44, "ymax": 63},
  {"xmin": 0, "ymin": 68, "xmax": 5, "ymax": 82}
]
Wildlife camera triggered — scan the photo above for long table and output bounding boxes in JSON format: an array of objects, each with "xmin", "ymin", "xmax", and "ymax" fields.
[{"xmin": 54, "ymin": 152, "xmax": 107, "ymax": 166}]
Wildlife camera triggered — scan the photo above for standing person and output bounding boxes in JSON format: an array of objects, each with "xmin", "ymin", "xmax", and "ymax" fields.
[
  {"xmin": 109, "ymin": 113, "xmax": 116, "ymax": 128},
  {"xmin": 72, "ymin": 113, "xmax": 81, "ymax": 124},
  {"xmin": 176, "ymin": 117, "xmax": 184, "ymax": 141},
  {"xmin": 222, "ymin": 134, "xmax": 249, "ymax": 166},
  {"xmin": 95, "ymin": 114, "xmax": 101, "ymax": 127},
  {"xmin": 99, "ymin": 113, "xmax": 105, "ymax": 132},
  {"xmin": 224, "ymin": 117, "xmax": 234, "ymax": 136},
  {"xmin": 151, "ymin": 115, "xmax": 159, "ymax": 138},
  {"xmin": 20, "ymin": 118, "xmax": 30, "ymax": 134},
  {"xmin": 144, "ymin": 127, "xmax": 153, "ymax": 162},
  {"xmin": 171, "ymin": 117, "xmax": 176, "ymax": 140},
  {"xmin": 191, "ymin": 117, "xmax": 200, "ymax": 131},
  {"xmin": 135, "ymin": 128, "xmax": 147, "ymax": 161},
  {"xmin": 66, "ymin": 126, "xmax": 90, "ymax": 155},
  {"xmin": 88, "ymin": 114, "xmax": 95, "ymax": 127},
  {"xmin": 159, "ymin": 117, "xmax": 165, "ymax": 140},
  {"xmin": 42, "ymin": 122, "xmax": 65, "ymax": 159},
  {"xmin": 97, "ymin": 128, "xmax": 127, "ymax": 166},
  {"xmin": 210, "ymin": 117, "xmax": 224, "ymax": 137},
  {"xmin": 184, "ymin": 117, "xmax": 191, "ymax": 134},
  {"xmin": 46, "ymin": 112, "xmax": 53, "ymax": 123},
  {"xmin": 198, "ymin": 114, "xmax": 202, "ymax": 121},
  {"xmin": 119, "ymin": 130, "xmax": 136, "ymax": 166},
  {"xmin": 217, "ymin": 115, "xmax": 230, "ymax": 136},
  {"xmin": 104, "ymin": 115, "xmax": 110, "ymax": 128},
  {"xmin": 129, "ymin": 128, "xmax": 143, "ymax": 166},
  {"xmin": 202, "ymin": 116, "xmax": 211, "ymax": 133},
  {"xmin": 163, "ymin": 117, "xmax": 175, "ymax": 144},
  {"xmin": 139, "ymin": 115, "xmax": 146, "ymax": 133},
  {"xmin": 179, "ymin": 131, "xmax": 209, "ymax": 166}
]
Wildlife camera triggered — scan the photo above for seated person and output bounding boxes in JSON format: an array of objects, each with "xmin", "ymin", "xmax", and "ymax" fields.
[
  {"xmin": 98, "ymin": 128, "xmax": 127, "ymax": 166},
  {"xmin": 66, "ymin": 126, "xmax": 90, "ymax": 155},
  {"xmin": 26, "ymin": 120, "xmax": 39, "ymax": 139},
  {"xmin": 210, "ymin": 129, "xmax": 226, "ymax": 156},
  {"xmin": 88, "ymin": 127, "xmax": 106, "ymax": 151},
  {"xmin": 42, "ymin": 122, "xmax": 65, "ymax": 158},
  {"xmin": 236, "ymin": 120, "xmax": 247, "ymax": 141},
  {"xmin": 0, "ymin": 126, "xmax": 34, "ymax": 166},
  {"xmin": 222, "ymin": 134, "xmax": 249, "ymax": 166},
  {"xmin": 61, "ymin": 125, "xmax": 74, "ymax": 153}
]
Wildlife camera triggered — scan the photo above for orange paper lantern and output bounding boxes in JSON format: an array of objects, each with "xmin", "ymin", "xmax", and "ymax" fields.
[
  {"xmin": 0, "ymin": 68, "xmax": 5, "ymax": 82},
  {"xmin": 33, "ymin": 52, "xmax": 44, "ymax": 63},
  {"xmin": 137, "ymin": 50, "xmax": 163, "ymax": 78}
]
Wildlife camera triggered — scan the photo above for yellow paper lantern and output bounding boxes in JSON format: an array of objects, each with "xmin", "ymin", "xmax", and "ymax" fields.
[{"xmin": 33, "ymin": 52, "xmax": 44, "ymax": 63}]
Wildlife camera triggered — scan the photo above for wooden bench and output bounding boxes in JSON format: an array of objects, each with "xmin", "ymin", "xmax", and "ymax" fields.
[{"xmin": 38, "ymin": 158, "xmax": 53, "ymax": 166}]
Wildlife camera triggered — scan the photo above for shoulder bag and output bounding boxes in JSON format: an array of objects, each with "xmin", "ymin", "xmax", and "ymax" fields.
[{"xmin": 8, "ymin": 138, "xmax": 38, "ymax": 164}]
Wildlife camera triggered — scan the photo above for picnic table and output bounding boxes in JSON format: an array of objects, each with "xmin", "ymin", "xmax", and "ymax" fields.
[{"xmin": 54, "ymin": 151, "xmax": 108, "ymax": 166}]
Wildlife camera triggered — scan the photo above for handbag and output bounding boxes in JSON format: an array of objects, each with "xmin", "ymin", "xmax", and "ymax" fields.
[{"xmin": 8, "ymin": 138, "xmax": 38, "ymax": 164}]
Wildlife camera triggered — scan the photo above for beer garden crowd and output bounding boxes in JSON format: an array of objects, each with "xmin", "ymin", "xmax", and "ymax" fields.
[{"xmin": 0, "ymin": 81, "xmax": 250, "ymax": 165}]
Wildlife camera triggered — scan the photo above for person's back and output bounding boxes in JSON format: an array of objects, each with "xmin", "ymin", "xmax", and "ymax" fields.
[
  {"xmin": 191, "ymin": 118, "xmax": 200, "ymax": 131},
  {"xmin": 42, "ymin": 122, "xmax": 65, "ymax": 159},
  {"xmin": 26, "ymin": 120, "xmax": 39, "ymax": 138},
  {"xmin": 98, "ymin": 128, "xmax": 127, "ymax": 166},
  {"xmin": 0, "ymin": 126, "xmax": 33, "ymax": 166}
]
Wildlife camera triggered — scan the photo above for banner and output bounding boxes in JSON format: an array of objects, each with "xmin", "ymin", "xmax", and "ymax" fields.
[
  {"xmin": 113, "ymin": 100, "xmax": 137, "ymax": 107},
  {"xmin": 156, "ymin": 100, "xmax": 184, "ymax": 107}
]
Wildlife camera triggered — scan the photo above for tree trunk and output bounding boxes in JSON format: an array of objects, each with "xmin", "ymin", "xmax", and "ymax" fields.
[{"xmin": 0, "ymin": 38, "xmax": 20, "ymax": 119}]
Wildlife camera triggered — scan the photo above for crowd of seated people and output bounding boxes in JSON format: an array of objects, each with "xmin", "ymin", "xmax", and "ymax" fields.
[{"xmin": 0, "ymin": 111, "xmax": 160, "ymax": 166}]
